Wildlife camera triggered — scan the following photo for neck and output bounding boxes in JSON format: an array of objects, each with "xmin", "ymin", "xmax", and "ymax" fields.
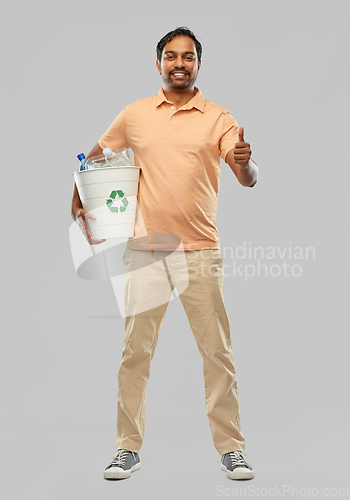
[{"xmin": 162, "ymin": 86, "xmax": 197, "ymax": 109}]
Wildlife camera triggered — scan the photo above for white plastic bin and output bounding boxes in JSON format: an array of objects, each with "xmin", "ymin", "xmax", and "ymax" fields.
[{"xmin": 73, "ymin": 166, "xmax": 140, "ymax": 239}]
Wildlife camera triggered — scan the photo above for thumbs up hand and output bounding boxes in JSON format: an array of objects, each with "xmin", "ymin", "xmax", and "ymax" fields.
[{"xmin": 233, "ymin": 126, "xmax": 252, "ymax": 168}]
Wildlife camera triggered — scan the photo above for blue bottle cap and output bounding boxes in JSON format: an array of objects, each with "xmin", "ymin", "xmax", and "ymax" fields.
[{"xmin": 77, "ymin": 153, "xmax": 85, "ymax": 161}]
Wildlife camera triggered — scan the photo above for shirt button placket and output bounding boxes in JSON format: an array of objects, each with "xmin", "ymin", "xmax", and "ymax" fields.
[{"xmin": 170, "ymin": 105, "xmax": 175, "ymax": 121}]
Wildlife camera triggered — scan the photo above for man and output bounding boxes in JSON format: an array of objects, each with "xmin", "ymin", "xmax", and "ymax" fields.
[{"xmin": 71, "ymin": 27, "xmax": 258, "ymax": 481}]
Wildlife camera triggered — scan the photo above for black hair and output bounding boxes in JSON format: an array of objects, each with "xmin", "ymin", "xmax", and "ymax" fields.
[{"xmin": 156, "ymin": 27, "xmax": 202, "ymax": 62}]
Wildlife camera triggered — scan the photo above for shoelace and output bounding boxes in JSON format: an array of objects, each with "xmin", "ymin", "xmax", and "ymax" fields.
[
  {"xmin": 111, "ymin": 449, "xmax": 129, "ymax": 466},
  {"xmin": 229, "ymin": 451, "xmax": 248, "ymax": 468}
]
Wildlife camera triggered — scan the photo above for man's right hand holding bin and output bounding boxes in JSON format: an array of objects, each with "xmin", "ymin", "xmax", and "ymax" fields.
[{"xmin": 71, "ymin": 143, "xmax": 106, "ymax": 245}]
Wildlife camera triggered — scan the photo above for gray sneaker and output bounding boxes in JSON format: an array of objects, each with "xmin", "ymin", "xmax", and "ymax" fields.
[
  {"xmin": 221, "ymin": 451, "xmax": 254, "ymax": 480},
  {"xmin": 103, "ymin": 449, "xmax": 141, "ymax": 479}
]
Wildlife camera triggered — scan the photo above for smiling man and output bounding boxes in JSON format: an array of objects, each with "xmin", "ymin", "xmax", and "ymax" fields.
[
  {"xmin": 157, "ymin": 36, "xmax": 201, "ymax": 97},
  {"xmin": 71, "ymin": 27, "xmax": 258, "ymax": 482}
]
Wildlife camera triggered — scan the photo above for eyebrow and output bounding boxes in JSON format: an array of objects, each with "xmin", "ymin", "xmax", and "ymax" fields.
[{"xmin": 164, "ymin": 50, "xmax": 195, "ymax": 55}]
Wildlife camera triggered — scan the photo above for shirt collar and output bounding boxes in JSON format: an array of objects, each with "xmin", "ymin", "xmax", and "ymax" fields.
[{"xmin": 156, "ymin": 87, "xmax": 205, "ymax": 112}]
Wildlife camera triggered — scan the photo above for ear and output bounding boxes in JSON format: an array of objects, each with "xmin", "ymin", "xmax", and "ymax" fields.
[
  {"xmin": 198, "ymin": 60, "xmax": 201, "ymax": 71},
  {"xmin": 156, "ymin": 60, "xmax": 161, "ymax": 74}
]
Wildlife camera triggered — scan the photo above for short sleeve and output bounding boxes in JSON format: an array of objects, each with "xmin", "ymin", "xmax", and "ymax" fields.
[
  {"xmin": 98, "ymin": 108, "xmax": 129, "ymax": 150},
  {"xmin": 219, "ymin": 110, "xmax": 239, "ymax": 161}
]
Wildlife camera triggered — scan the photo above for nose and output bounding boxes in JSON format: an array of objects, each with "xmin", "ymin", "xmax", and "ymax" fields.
[{"xmin": 174, "ymin": 55, "xmax": 186, "ymax": 68}]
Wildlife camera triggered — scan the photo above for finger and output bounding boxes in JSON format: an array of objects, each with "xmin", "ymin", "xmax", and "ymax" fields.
[
  {"xmin": 234, "ymin": 157, "xmax": 250, "ymax": 165},
  {"xmin": 76, "ymin": 212, "xmax": 92, "ymax": 240},
  {"xmin": 234, "ymin": 145, "xmax": 250, "ymax": 153},
  {"xmin": 234, "ymin": 150, "xmax": 250, "ymax": 161},
  {"xmin": 77, "ymin": 211, "xmax": 96, "ymax": 234},
  {"xmin": 234, "ymin": 153, "xmax": 250, "ymax": 159},
  {"xmin": 234, "ymin": 141, "xmax": 250, "ymax": 149},
  {"xmin": 83, "ymin": 219, "xmax": 92, "ymax": 240},
  {"xmin": 75, "ymin": 209, "xmax": 96, "ymax": 221},
  {"xmin": 76, "ymin": 210, "xmax": 104, "ymax": 244},
  {"xmin": 84, "ymin": 212, "xmax": 97, "ymax": 221},
  {"xmin": 88, "ymin": 237, "xmax": 106, "ymax": 245},
  {"xmin": 238, "ymin": 126, "xmax": 244, "ymax": 143},
  {"xmin": 234, "ymin": 152, "xmax": 250, "ymax": 162},
  {"xmin": 83, "ymin": 213, "xmax": 97, "ymax": 240}
]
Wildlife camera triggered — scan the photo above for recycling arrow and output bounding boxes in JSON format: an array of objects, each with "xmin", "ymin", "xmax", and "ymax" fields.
[{"xmin": 106, "ymin": 189, "xmax": 129, "ymax": 213}]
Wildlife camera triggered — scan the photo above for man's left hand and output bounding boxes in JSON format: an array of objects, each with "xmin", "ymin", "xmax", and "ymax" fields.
[{"xmin": 233, "ymin": 126, "xmax": 252, "ymax": 168}]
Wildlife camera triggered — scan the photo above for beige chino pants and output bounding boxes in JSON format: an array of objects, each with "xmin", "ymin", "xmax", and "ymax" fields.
[{"xmin": 116, "ymin": 248, "xmax": 245, "ymax": 455}]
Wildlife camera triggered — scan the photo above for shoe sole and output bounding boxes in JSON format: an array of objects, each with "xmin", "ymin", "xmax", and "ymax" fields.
[
  {"xmin": 103, "ymin": 461, "xmax": 141, "ymax": 479},
  {"xmin": 221, "ymin": 463, "xmax": 254, "ymax": 480}
]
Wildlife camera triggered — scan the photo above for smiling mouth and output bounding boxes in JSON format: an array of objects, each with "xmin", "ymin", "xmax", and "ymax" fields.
[{"xmin": 171, "ymin": 72, "xmax": 189, "ymax": 78}]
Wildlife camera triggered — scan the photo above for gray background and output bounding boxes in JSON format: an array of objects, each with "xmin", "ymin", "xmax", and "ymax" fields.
[{"xmin": 1, "ymin": 1, "xmax": 349, "ymax": 499}]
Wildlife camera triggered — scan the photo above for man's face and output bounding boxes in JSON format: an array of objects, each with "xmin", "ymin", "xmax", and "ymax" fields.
[{"xmin": 156, "ymin": 35, "xmax": 201, "ymax": 90}]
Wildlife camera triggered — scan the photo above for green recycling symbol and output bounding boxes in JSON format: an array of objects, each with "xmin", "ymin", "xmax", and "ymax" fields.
[{"xmin": 106, "ymin": 189, "xmax": 129, "ymax": 213}]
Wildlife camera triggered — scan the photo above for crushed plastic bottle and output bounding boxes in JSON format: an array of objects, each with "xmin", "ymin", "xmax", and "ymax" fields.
[
  {"xmin": 102, "ymin": 148, "xmax": 114, "ymax": 167},
  {"xmin": 77, "ymin": 153, "xmax": 95, "ymax": 171},
  {"xmin": 86, "ymin": 148, "xmax": 134, "ymax": 168},
  {"xmin": 102, "ymin": 148, "xmax": 133, "ymax": 167}
]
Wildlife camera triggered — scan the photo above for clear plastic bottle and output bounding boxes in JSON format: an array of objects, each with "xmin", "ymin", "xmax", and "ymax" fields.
[
  {"xmin": 77, "ymin": 153, "xmax": 95, "ymax": 171},
  {"xmin": 103, "ymin": 148, "xmax": 133, "ymax": 167},
  {"xmin": 102, "ymin": 148, "xmax": 114, "ymax": 167}
]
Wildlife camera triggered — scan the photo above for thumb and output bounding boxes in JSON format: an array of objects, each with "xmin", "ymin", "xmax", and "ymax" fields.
[
  {"xmin": 238, "ymin": 126, "xmax": 244, "ymax": 143},
  {"xmin": 75, "ymin": 209, "xmax": 96, "ymax": 221},
  {"xmin": 84, "ymin": 211, "xmax": 97, "ymax": 220}
]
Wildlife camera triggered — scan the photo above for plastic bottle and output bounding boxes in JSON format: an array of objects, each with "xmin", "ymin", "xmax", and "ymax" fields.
[
  {"xmin": 103, "ymin": 147, "xmax": 132, "ymax": 167},
  {"xmin": 102, "ymin": 148, "xmax": 114, "ymax": 167},
  {"xmin": 77, "ymin": 153, "xmax": 95, "ymax": 171}
]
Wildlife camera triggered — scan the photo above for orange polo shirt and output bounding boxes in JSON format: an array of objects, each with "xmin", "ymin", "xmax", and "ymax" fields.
[{"xmin": 98, "ymin": 87, "xmax": 240, "ymax": 251}]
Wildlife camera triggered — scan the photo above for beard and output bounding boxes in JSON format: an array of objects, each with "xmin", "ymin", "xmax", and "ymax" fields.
[{"xmin": 162, "ymin": 70, "xmax": 198, "ymax": 90}]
